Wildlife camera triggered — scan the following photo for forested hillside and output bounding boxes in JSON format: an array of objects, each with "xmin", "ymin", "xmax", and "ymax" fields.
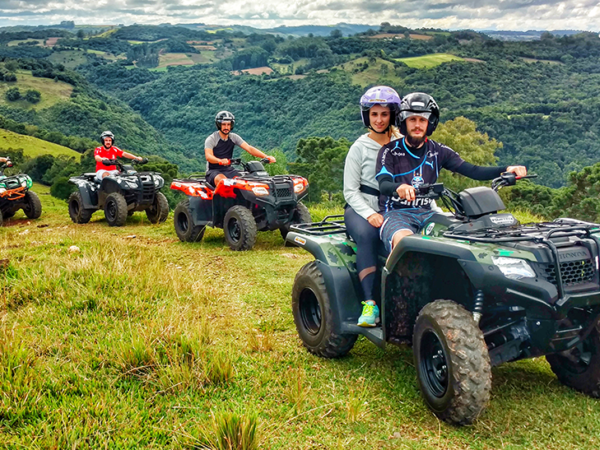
[{"xmin": 1, "ymin": 23, "xmax": 600, "ymax": 189}]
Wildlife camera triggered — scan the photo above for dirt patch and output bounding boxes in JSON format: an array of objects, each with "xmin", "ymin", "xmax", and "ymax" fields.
[
  {"xmin": 409, "ymin": 34, "xmax": 433, "ymax": 41},
  {"xmin": 192, "ymin": 45, "xmax": 217, "ymax": 51},
  {"xmin": 233, "ymin": 66, "xmax": 273, "ymax": 76},
  {"xmin": 45, "ymin": 37, "xmax": 61, "ymax": 47}
]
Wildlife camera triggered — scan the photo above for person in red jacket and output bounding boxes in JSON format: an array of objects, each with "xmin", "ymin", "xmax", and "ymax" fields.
[{"xmin": 94, "ymin": 131, "xmax": 144, "ymax": 181}]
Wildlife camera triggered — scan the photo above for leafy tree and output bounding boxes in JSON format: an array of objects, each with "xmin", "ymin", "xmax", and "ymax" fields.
[
  {"xmin": 24, "ymin": 89, "xmax": 41, "ymax": 104},
  {"xmin": 289, "ymin": 137, "xmax": 350, "ymax": 202},
  {"xmin": 432, "ymin": 117, "xmax": 502, "ymax": 193},
  {"xmin": 5, "ymin": 87, "xmax": 21, "ymax": 101},
  {"xmin": 77, "ymin": 29, "xmax": 85, "ymax": 39}
]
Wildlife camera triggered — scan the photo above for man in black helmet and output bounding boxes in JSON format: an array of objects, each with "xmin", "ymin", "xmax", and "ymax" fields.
[
  {"xmin": 205, "ymin": 111, "xmax": 276, "ymax": 186},
  {"xmin": 376, "ymin": 92, "xmax": 527, "ymax": 253},
  {"xmin": 94, "ymin": 131, "xmax": 144, "ymax": 181}
]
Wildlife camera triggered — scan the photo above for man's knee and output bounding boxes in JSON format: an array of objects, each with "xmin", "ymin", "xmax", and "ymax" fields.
[
  {"xmin": 391, "ymin": 229, "xmax": 413, "ymax": 249},
  {"xmin": 214, "ymin": 174, "xmax": 226, "ymax": 184}
]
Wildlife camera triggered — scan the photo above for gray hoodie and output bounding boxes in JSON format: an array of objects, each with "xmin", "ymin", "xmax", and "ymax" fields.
[{"xmin": 343, "ymin": 134, "xmax": 383, "ymax": 220}]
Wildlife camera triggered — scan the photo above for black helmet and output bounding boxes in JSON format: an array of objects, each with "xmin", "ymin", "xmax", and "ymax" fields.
[
  {"xmin": 215, "ymin": 111, "xmax": 235, "ymax": 132},
  {"xmin": 398, "ymin": 93, "xmax": 440, "ymax": 136},
  {"xmin": 100, "ymin": 130, "xmax": 115, "ymax": 145}
]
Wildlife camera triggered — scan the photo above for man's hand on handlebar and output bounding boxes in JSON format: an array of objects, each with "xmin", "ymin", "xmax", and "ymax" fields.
[
  {"xmin": 218, "ymin": 158, "xmax": 231, "ymax": 166},
  {"xmin": 102, "ymin": 159, "xmax": 117, "ymax": 166},
  {"xmin": 265, "ymin": 155, "xmax": 276, "ymax": 164},
  {"xmin": 506, "ymin": 166, "xmax": 527, "ymax": 177},
  {"xmin": 396, "ymin": 183, "xmax": 416, "ymax": 202}
]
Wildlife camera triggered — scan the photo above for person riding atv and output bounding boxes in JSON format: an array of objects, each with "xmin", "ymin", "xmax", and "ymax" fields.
[
  {"xmin": 171, "ymin": 157, "xmax": 310, "ymax": 251},
  {"xmin": 0, "ymin": 157, "xmax": 42, "ymax": 225},
  {"xmin": 94, "ymin": 131, "xmax": 145, "ymax": 180},
  {"xmin": 68, "ymin": 131, "xmax": 168, "ymax": 227},
  {"xmin": 205, "ymin": 111, "xmax": 276, "ymax": 186},
  {"xmin": 288, "ymin": 172, "xmax": 600, "ymax": 425}
]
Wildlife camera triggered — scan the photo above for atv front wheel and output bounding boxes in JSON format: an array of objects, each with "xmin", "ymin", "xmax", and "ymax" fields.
[
  {"xmin": 104, "ymin": 192, "xmax": 128, "ymax": 227},
  {"xmin": 280, "ymin": 202, "xmax": 312, "ymax": 240},
  {"xmin": 68, "ymin": 192, "xmax": 94, "ymax": 224},
  {"xmin": 174, "ymin": 200, "xmax": 205, "ymax": 242},
  {"xmin": 413, "ymin": 300, "xmax": 492, "ymax": 425},
  {"xmin": 23, "ymin": 191, "xmax": 42, "ymax": 219},
  {"xmin": 146, "ymin": 192, "xmax": 169, "ymax": 224},
  {"xmin": 292, "ymin": 261, "xmax": 357, "ymax": 358},
  {"xmin": 547, "ymin": 321, "xmax": 600, "ymax": 397},
  {"xmin": 223, "ymin": 205, "xmax": 257, "ymax": 251}
]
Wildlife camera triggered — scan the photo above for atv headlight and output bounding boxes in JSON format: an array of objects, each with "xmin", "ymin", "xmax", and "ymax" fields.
[
  {"xmin": 21, "ymin": 180, "xmax": 27, "ymax": 188},
  {"xmin": 293, "ymin": 178, "xmax": 308, "ymax": 193},
  {"xmin": 26, "ymin": 176, "xmax": 33, "ymax": 189},
  {"xmin": 252, "ymin": 186, "xmax": 269, "ymax": 196},
  {"xmin": 154, "ymin": 177, "xmax": 164, "ymax": 188},
  {"xmin": 492, "ymin": 256, "xmax": 536, "ymax": 280}
]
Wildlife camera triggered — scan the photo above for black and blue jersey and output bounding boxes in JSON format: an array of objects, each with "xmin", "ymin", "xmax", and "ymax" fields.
[{"xmin": 375, "ymin": 137, "xmax": 507, "ymax": 212}]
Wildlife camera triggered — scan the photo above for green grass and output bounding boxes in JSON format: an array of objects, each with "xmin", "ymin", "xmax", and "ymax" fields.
[
  {"xmin": 7, "ymin": 39, "xmax": 43, "ymax": 47},
  {"xmin": 0, "ymin": 129, "xmax": 81, "ymax": 160},
  {"xmin": 335, "ymin": 57, "xmax": 399, "ymax": 87},
  {"xmin": 0, "ymin": 69, "xmax": 73, "ymax": 109},
  {"xmin": 47, "ymin": 50, "xmax": 90, "ymax": 69},
  {"xmin": 1, "ymin": 192, "xmax": 599, "ymax": 448},
  {"xmin": 396, "ymin": 53, "xmax": 465, "ymax": 69}
]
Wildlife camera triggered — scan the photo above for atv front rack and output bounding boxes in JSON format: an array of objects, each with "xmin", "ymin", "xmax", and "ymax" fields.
[
  {"xmin": 444, "ymin": 221, "xmax": 600, "ymax": 300},
  {"xmin": 289, "ymin": 215, "xmax": 347, "ymax": 236}
]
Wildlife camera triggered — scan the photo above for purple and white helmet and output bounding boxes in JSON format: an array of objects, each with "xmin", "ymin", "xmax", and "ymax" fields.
[{"xmin": 360, "ymin": 85, "xmax": 402, "ymax": 130}]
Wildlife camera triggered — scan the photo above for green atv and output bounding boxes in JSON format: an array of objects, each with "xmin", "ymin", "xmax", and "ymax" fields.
[
  {"xmin": 287, "ymin": 173, "xmax": 600, "ymax": 425},
  {"xmin": 0, "ymin": 158, "xmax": 42, "ymax": 225}
]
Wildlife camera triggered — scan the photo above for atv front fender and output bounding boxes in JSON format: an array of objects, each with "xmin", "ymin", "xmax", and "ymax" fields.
[
  {"xmin": 69, "ymin": 182, "xmax": 98, "ymax": 209},
  {"xmin": 287, "ymin": 230, "xmax": 385, "ymax": 347}
]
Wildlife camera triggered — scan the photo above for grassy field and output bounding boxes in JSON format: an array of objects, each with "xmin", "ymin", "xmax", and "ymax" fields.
[
  {"xmin": 47, "ymin": 50, "xmax": 90, "ymax": 69},
  {"xmin": 0, "ymin": 129, "xmax": 81, "ymax": 160},
  {"xmin": 0, "ymin": 69, "xmax": 74, "ymax": 110},
  {"xmin": 6, "ymin": 39, "xmax": 44, "ymax": 47},
  {"xmin": 396, "ymin": 53, "xmax": 465, "ymax": 69},
  {"xmin": 1, "ymin": 190, "xmax": 599, "ymax": 448},
  {"xmin": 335, "ymin": 57, "xmax": 398, "ymax": 86}
]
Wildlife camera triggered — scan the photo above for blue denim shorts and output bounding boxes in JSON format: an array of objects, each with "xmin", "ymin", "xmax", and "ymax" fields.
[{"xmin": 380, "ymin": 208, "xmax": 436, "ymax": 252}]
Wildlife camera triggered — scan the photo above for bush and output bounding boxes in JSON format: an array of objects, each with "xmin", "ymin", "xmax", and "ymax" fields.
[
  {"xmin": 50, "ymin": 176, "xmax": 76, "ymax": 200},
  {"xmin": 5, "ymin": 87, "xmax": 21, "ymax": 102},
  {"xmin": 24, "ymin": 89, "xmax": 41, "ymax": 104}
]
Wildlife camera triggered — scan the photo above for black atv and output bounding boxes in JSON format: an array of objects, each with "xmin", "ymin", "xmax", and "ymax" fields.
[
  {"xmin": 0, "ymin": 158, "xmax": 42, "ymax": 225},
  {"xmin": 68, "ymin": 158, "xmax": 169, "ymax": 227},
  {"xmin": 170, "ymin": 158, "xmax": 310, "ymax": 251},
  {"xmin": 287, "ymin": 173, "xmax": 600, "ymax": 425}
]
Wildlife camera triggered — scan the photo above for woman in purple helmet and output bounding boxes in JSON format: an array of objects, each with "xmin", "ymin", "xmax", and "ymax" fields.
[{"xmin": 343, "ymin": 86, "xmax": 402, "ymax": 327}]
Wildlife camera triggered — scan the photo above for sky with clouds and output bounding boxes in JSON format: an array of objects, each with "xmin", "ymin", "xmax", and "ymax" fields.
[{"xmin": 0, "ymin": 0, "xmax": 598, "ymax": 31}]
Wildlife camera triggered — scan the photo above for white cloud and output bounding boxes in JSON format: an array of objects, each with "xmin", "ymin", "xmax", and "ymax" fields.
[{"xmin": 0, "ymin": 0, "xmax": 598, "ymax": 31}]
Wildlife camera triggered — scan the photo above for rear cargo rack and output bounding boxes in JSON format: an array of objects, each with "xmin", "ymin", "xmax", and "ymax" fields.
[
  {"xmin": 289, "ymin": 215, "xmax": 347, "ymax": 236},
  {"xmin": 444, "ymin": 221, "xmax": 600, "ymax": 300}
]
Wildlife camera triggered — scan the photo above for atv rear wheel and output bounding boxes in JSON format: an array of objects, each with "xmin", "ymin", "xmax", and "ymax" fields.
[
  {"xmin": 224, "ymin": 205, "xmax": 257, "ymax": 251},
  {"xmin": 146, "ymin": 192, "xmax": 169, "ymax": 224},
  {"xmin": 23, "ymin": 191, "xmax": 42, "ymax": 219},
  {"xmin": 280, "ymin": 202, "xmax": 312, "ymax": 241},
  {"xmin": 3, "ymin": 210, "xmax": 15, "ymax": 220},
  {"xmin": 104, "ymin": 192, "xmax": 128, "ymax": 227},
  {"xmin": 174, "ymin": 200, "xmax": 205, "ymax": 242},
  {"xmin": 413, "ymin": 300, "xmax": 492, "ymax": 425},
  {"xmin": 68, "ymin": 191, "xmax": 94, "ymax": 224},
  {"xmin": 292, "ymin": 261, "xmax": 357, "ymax": 358},
  {"xmin": 547, "ymin": 321, "xmax": 600, "ymax": 397}
]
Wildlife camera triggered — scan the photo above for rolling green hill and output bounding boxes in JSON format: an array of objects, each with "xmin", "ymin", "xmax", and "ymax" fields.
[
  {"xmin": 396, "ymin": 53, "xmax": 465, "ymax": 68},
  {"xmin": 0, "ymin": 128, "xmax": 81, "ymax": 160},
  {"xmin": 0, "ymin": 69, "xmax": 73, "ymax": 110}
]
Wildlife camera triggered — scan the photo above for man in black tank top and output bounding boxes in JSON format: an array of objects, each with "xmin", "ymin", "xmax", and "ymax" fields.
[{"xmin": 205, "ymin": 111, "xmax": 276, "ymax": 186}]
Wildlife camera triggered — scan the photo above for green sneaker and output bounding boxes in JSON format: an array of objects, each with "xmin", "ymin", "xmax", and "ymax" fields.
[{"xmin": 358, "ymin": 300, "xmax": 380, "ymax": 327}]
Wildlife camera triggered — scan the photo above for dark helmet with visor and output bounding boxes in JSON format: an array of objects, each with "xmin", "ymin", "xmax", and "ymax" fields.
[
  {"xmin": 359, "ymin": 86, "xmax": 401, "ymax": 133},
  {"xmin": 215, "ymin": 111, "xmax": 235, "ymax": 132},
  {"xmin": 100, "ymin": 130, "xmax": 115, "ymax": 145},
  {"xmin": 398, "ymin": 92, "xmax": 440, "ymax": 136}
]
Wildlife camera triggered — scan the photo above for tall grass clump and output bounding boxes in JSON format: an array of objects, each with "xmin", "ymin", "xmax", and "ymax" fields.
[{"xmin": 196, "ymin": 411, "xmax": 259, "ymax": 450}]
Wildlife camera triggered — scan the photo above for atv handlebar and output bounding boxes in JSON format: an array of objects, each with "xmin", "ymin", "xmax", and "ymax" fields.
[
  {"xmin": 102, "ymin": 158, "xmax": 148, "ymax": 169},
  {"xmin": 492, "ymin": 172, "xmax": 537, "ymax": 191}
]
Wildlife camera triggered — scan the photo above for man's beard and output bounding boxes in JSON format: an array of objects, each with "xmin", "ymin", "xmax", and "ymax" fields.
[{"xmin": 406, "ymin": 133, "xmax": 426, "ymax": 148}]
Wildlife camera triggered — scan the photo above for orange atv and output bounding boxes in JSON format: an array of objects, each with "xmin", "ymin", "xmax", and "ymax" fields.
[
  {"xmin": 170, "ymin": 158, "xmax": 310, "ymax": 251},
  {"xmin": 0, "ymin": 159, "xmax": 42, "ymax": 225}
]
